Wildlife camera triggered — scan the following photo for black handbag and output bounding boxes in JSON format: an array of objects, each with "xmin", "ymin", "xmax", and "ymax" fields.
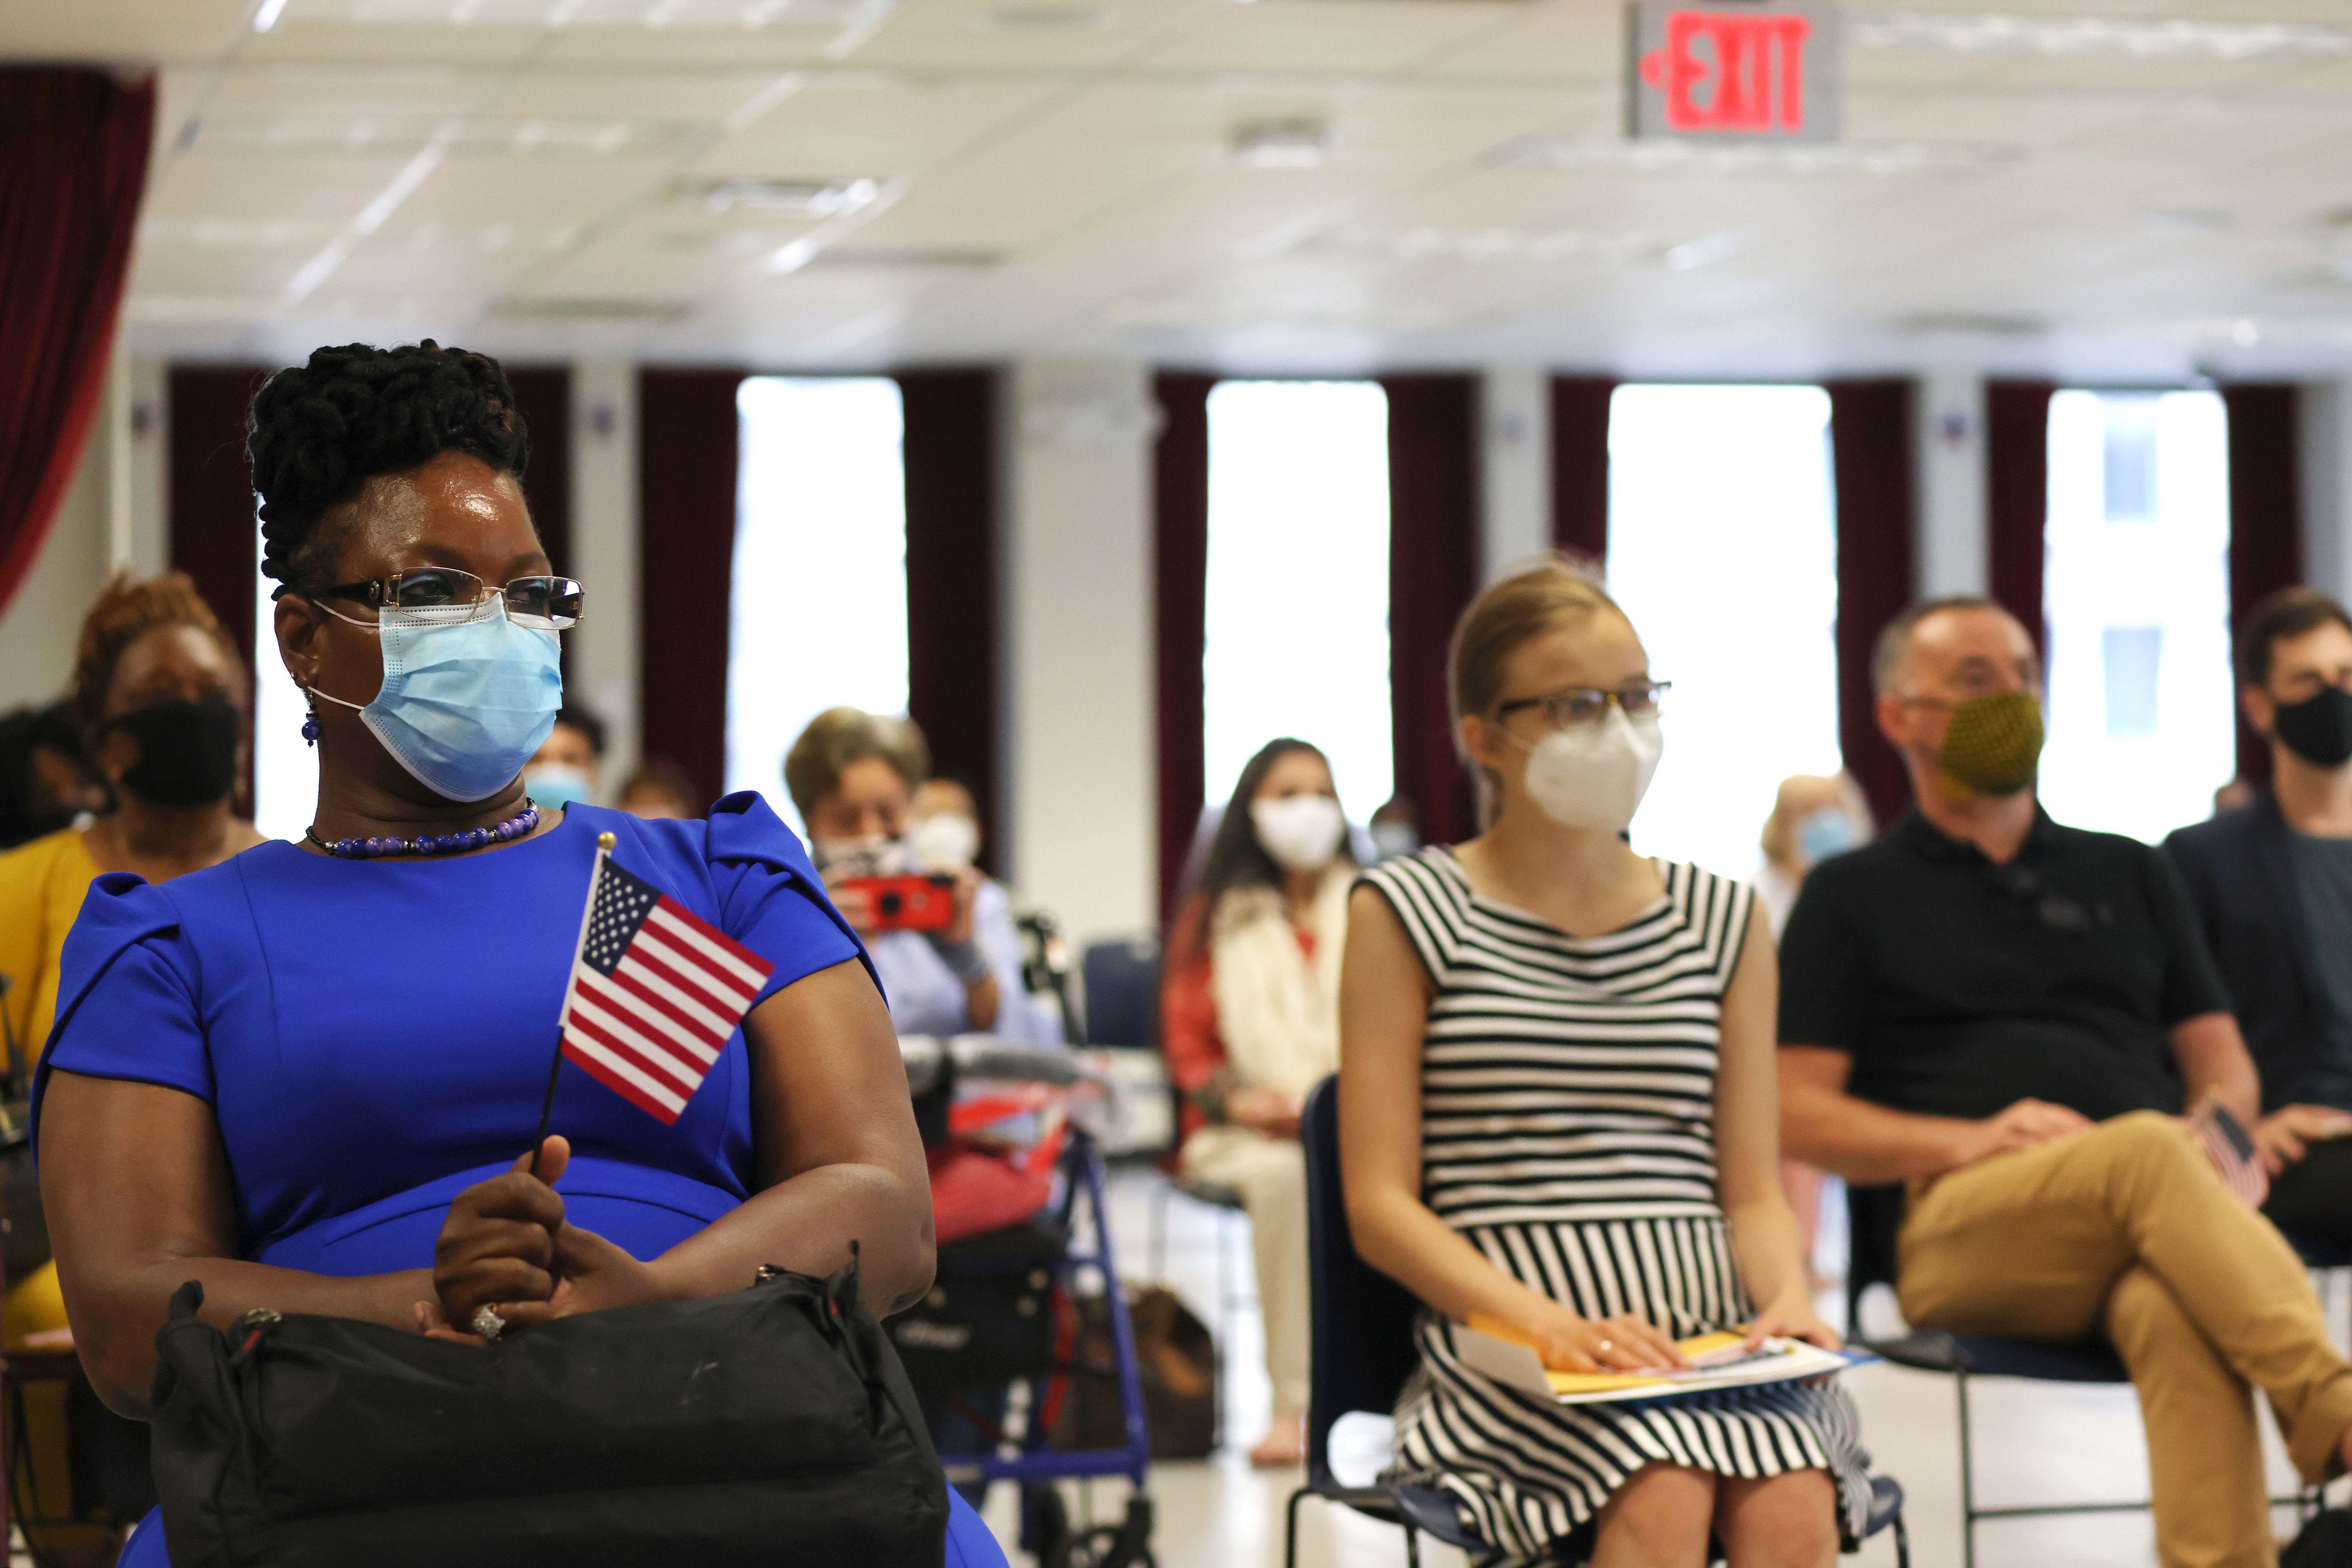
[{"xmin": 147, "ymin": 1252, "xmax": 949, "ymax": 1567}]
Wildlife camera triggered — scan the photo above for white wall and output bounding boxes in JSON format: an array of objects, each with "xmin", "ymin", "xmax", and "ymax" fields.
[
  {"xmin": 1481, "ymin": 366, "xmax": 1550, "ymax": 584},
  {"xmin": 1915, "ymin": 370, "xmax": 1988, "ymax": 597},
  {"xmin": 571, "ymin": 359, "xmax": 642, "ymax": 793},
  {"xmin": 1003, "ymin": 356, "xmax": 1157, "ymax": 946},
  {"xmin": 0, "ymin": 392, "xmax": 128, "ymax": 713}
]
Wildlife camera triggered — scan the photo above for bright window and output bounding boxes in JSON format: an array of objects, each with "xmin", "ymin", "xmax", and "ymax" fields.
[
  {"xmin": 1607, "ymin": 384, "xmax": 1842, "ymax": 878},
  {"xmin": 727, "ymin": 376, "xmax": 908, "ymax": 835},
  {"xmin": 1202, "ymin": 380, "xmax": 1393, "ymax": 822},
  {"xmin": 252, "ymin": 565, "xmax": 310, "ymax": 842},
  {"xmin": 2037, "ymin": 390, "xmax": 2233, "ymax": 843}
]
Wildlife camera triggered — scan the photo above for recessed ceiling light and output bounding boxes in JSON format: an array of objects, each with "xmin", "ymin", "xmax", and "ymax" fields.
[
  {"xmin": 1232, "ymin": 117, "xmax": 1329, "ymax": 170},
  {"xmin": 673, "ymin": 176, "xmax": 881, "ymax": 214},
  {"xmin": 982, "ymin": 6, "xmax": 1110, "ymax": 29}
]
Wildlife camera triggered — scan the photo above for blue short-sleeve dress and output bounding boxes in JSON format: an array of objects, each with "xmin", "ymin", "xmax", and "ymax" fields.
[{"xmin": 33, "ymin": 792, "xmax": 1004, "ymax": 1567}]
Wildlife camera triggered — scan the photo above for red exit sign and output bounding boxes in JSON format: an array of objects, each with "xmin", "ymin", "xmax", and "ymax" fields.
[{"xmin": 1629, "ymin": 3, "xmax": 1842, "ymax": 144}]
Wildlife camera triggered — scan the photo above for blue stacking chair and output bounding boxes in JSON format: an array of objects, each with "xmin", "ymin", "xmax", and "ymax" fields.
[{"xmin": 1292, "ymin": 1076, "xmax": 1908, "ymax": 1568}]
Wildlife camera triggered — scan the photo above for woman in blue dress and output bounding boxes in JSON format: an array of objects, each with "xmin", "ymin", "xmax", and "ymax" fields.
[{"xmin": 32, "ymin": 341, "xmax": 1007, "ymax": 1567}]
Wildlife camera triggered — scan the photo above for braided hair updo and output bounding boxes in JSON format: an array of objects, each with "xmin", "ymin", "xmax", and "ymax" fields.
[{"xmin": 246, "ymin": 341, "xmax": 531, "ymax": 590}]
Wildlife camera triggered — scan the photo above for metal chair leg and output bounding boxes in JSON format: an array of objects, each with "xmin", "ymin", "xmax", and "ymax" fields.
[
  {"xmin": 1283, "ymin": 1485, "xmax": 1308, "ymax": 1568},
  {"xmin": 1148, "ymin": 1180, "xmax": 1171, "ymax": 1279},
  {"xmin": 1404, "ymin": 1522, "xmax": 1421, "ymax": 1568},
  {"xmin": 1892, "ymin": 1508, "xmax": 1911, "ymax": 1568},
  {"xmin": 1956, "ymin": 1367, "xmax": 1975, "ymax": 1568}
]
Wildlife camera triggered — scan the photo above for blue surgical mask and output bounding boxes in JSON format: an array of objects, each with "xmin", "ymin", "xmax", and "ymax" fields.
[
  {"xmin": 313, "ymin": 602, "xmax": 562, "ymax": 803},
  {"xmin": 1797, "ymin": 806, "xmax": 1858, "ymax": 866},
  {"xmin": 523, "ymin": 762, "xmax": 595, "ymax": 813}
]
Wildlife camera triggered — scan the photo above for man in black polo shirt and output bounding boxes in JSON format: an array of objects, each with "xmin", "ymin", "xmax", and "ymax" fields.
[{"xmin": 1778, "ymin": 597, "xmax": 2352, "ymax": 1568}]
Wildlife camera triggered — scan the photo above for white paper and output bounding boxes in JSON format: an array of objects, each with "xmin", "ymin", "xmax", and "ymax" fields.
[{"xmin": 1454, "ymin": 1327, "xmax": 1869, "ymax": 1406}]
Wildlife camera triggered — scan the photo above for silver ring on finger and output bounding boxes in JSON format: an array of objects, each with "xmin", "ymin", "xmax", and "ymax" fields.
[{"xmin": 472, "ymin": 1303, "xmax": 507, "ymax": 1342}]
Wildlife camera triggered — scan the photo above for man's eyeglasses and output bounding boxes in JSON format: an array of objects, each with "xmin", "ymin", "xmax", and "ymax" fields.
[
  {"xmin": 1495, "ymin": 683, "xmax": 1670, "ymax": 731},
  {"xmin": 290, "ymin": 567, "xmax": 585, "ymax": 631}
]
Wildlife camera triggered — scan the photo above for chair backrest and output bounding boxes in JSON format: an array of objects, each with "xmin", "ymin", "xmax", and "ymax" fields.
[
  {"xmin": 1078, "ymin": 936, "xmax": 1160, "ymax": 1050},
  {"xmin": 1299, "ymin": 1074, "xmax": 1427, "ymax": 1492}
]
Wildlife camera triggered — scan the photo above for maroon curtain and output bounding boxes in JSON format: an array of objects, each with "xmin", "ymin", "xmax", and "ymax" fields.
[
  {"xmin": 169, "ymin": 367, "xmax": 273, "ymax": 686},
  {"xmin": 1384, "ymin": 374, "xmax": 1483, "ymax": 846},
  {"xmin": 1550, "ymin": 377, "xmax": 1617, "ymax": 562},
  {"xmin": 504, "ymin": 367, "xmax": 573, "ymax": 577},
  {"xmin": 2224, "ymin": 383, "xmax": 2306, "ymax": 788},
  {"xmin": 637, "ymin": 369, "xmax": 744, "ymax": 811},
  {"xmin": 1825, "ymin": 380, "xmax": 1918, "ymax": 827},
  {"xmin": 1152, "ymin": 372, "xmax": 1214, "ymax": 921},
  {"xmin": 898, "ymin": 368, "xmax": 1002, "ymax": 870},
  {"xmin": 0, "ymin": 70, "xmax": 156, "ymax": 615},
  {"xmin": 1986, "ymin": 380, "xmax": 2055, "ymax": 661}
]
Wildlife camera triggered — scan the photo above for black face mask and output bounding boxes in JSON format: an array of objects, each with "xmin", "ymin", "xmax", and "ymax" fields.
[
  {"xmin": 2273, "ymin": 686, "xmax": 2352, "ymax": 769},
  {"xmin": 110, "ymin": 696, "xmax": 241, "ymax": 807}
]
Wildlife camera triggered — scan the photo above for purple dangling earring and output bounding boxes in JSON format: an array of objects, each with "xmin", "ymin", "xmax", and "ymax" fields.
[{"xmin": 300, "ymin": 686, "xmax": 319, "ymax": 747}]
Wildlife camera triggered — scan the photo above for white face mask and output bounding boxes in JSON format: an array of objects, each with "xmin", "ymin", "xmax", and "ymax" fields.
[
  {"xmin": 810, "ymin": 833, "xmax": 905, "ymax": 877},
  {"xmin": 1251, "ymin": 794, "xmax": 1348, "ymax": 874},
  {"xmin": 1515, "ymin": 706, "xmax": 1664, "ymax": 832},
  {"xmin": 909, "ymin": 812, "xmax": 980, "ymax": 872}
]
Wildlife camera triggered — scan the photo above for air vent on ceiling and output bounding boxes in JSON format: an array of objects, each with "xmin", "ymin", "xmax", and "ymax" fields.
[
  {"xmin": 983, "ymin": 5, "xmax": 1111, "ymax": 28},
  {"xmin": 1232, "ymin": 117, "xmax": 1330, "ymax": 170},
  {"xmin": 1894, "ymin": 311, "xmax": 2047, "ymax": 338},
  {"xmin": 672, "ymin": 177, "xmax": 881, "ymax": 215},
  {"xmin": 490, "ymin": 297, "xmax": 694, "ymax": 323},
  {"xmin": 804, "ymin": 246, "xmax": 1002, "ymax": 269}
]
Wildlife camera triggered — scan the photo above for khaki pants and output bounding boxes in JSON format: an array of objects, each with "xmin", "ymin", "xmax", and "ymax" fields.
[
  {"xmin": 1181, "ymin": 1124, "xmax": 1309, "ymax": 1419},
  {"xmin": 1898, "ymin": 1111, "xmax": 2352, "ymax": 1568}
]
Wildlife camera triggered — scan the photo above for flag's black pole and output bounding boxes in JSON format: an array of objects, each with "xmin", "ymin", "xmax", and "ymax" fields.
[{"xmin": 532, "ymin": 830, "xmax": 616, "ymax": 1179}]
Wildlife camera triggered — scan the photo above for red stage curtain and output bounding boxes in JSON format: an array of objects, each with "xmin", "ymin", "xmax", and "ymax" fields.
[
  {"xmin": 2224, "ymin": 383, "xmax": 2306, "ymax": 787},
  {"xmin": 1384, "ymin": 374, "xmax": 1482, "ymax": 846},
  {"xmin": 637, "ymin": 369, "xmax": 744, "ymax": 811},
  {"xmin": 504, "ymin": 367, "xmax": 574, "ymax": 577},
  {"xmin": 1152, "ymin": 372, "xmax": 1214, "ymax": 920},
  {"xmin": 0, "ymin": 70, "xmax": 156, "ymax": 616},
  {"xmin": 899, "ymin": 368, "xmax": 1002, "ymax": 870},
  {"xmin": 1825, "ymin": 380, "xmax": 1918, "ymax": 827},
  {"xmin": 1986, "ymin": 380, "xmax": 2055, "ymax": 661},
  {"xmin": 1550, "ymin": 376, "xmax": 1617, "ymax": 562},
  {"xmin": 169, "ymin": 367, "xmax": 273, "ymax": 680}
]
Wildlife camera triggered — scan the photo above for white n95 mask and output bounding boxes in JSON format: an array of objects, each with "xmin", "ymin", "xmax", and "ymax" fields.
[
  {"xmin": 1517, "ymin": 706, "xmax": 1663, "ymax": 832},
  {"xmin": 1251, "ymin": 794, "xmax": 1347, "ymax": 873}
]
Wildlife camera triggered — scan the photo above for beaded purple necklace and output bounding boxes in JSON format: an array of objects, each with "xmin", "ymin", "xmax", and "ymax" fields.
[{"xmin": 305, "ymin": 798, "xmax": 542, "ymax": 860}]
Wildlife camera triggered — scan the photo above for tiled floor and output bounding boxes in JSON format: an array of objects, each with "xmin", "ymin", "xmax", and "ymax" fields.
[{"xmin": 975, "ymin": 1168, "xmax": 2344, "ymax": 1568}]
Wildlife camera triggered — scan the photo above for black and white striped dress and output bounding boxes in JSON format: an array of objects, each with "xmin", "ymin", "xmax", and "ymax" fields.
[{"xmin": 1362, "ymin": 848, "xmax": 1870, "ymax": 1562}]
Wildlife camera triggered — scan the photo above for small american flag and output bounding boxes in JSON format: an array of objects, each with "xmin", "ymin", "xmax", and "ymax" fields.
[
  {"xmin": 558, "ymin": 846, "xmax": 775, "ymax": 1125},
  {"xmin": 2192, "ymin": 1099, "xmax": 2269, "ymax": 1210}
]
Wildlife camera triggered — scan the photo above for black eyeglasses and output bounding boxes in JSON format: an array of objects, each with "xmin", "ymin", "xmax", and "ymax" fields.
[
  {"xmin": 288, "ymin": 567, "xmax": 584, "ymax": 631},
  {"xmin": 1495, "ymin": 683, "xmax": 1671, "ymax": 731}
]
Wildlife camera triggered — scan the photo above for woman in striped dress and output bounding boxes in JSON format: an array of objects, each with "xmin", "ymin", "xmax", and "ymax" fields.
[{"xmin": 1340, "ymin": 560, "xmax": 1870, "ymax": 1566}]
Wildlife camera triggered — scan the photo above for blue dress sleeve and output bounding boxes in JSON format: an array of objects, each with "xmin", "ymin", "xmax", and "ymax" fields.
[
  {"xmin": 702, "ymin": 792, "xmax": 873, "ymax": 1006},
  {"xmin": 31, "ymin": 873, "xmax": 213, "ymax": 1155}
]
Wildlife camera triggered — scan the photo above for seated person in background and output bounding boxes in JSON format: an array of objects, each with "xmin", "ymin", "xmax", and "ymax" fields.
[
  {"xmin": 1780, "ymin": 595, "xmax": 2352, "ymax": 1568},
  {"xmin": 2166, "ymin": 588, "xmax": 2352, "ymax": 1246},
  {"xmin": 616, "ymin": 756, "xmax": 699, "ymax": 820},
  {"xmin": 1754, "ymin": 773, "xmax": 1876, "ymax": 1277},
  {"xmin": 1346, "ymin": 561, "xmax": 1863, "ymax": 1566},
  {"xmin": 1162, "ymin": 738, "xmax": 1354, "ymax": 1468},
  {"xmin": 0, "ymin": 699, "xmax": 103, "ymax": 850},
  {"xmin": 785, "ymin": 706, "xmax": 1059, "ymax": 1044},
  {"xmin": 523, "ymin": 701, "xmax": 605, "ymax": 812}
]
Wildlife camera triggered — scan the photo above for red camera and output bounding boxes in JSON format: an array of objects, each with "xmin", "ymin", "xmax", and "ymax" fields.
[{"xmin": 837, "ymin": 874, "xmax": 957, "ymax": 933}]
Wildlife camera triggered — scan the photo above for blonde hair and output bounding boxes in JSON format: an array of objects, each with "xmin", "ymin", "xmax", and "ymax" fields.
[
  {"xmin": 1448, "ymin": 554, "xmax": 1626, "ymax": 822},
  {"xmin": 782, "ymin": 707, "xmax": 930, "ymax": 822}
]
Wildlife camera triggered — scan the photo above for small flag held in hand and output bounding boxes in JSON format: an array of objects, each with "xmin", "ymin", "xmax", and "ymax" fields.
[{"xmin": 557, "ymin": 839, "xmax": 775, "ymax": 1125}]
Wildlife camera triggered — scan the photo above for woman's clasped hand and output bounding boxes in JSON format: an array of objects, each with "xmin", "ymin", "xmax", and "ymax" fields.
[{"xmin": 417, "ymin": 1136, "xmax": 674, "ymax": 1341}]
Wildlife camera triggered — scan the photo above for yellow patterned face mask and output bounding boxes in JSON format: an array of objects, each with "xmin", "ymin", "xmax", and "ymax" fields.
[{"xmin": 1935, "ymin": 689, "xmax": 2044, "ymax": 798}]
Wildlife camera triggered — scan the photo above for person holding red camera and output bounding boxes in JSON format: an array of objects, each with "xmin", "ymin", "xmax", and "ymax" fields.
[{"xmin": 783, "ymin": 707, "xmax": 1060, "ymax": 1044}]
